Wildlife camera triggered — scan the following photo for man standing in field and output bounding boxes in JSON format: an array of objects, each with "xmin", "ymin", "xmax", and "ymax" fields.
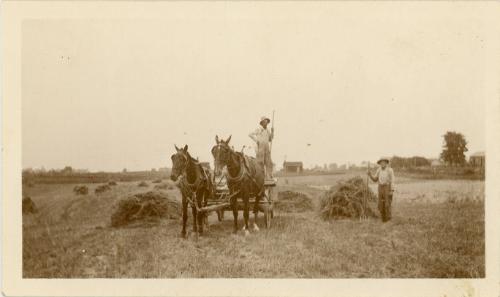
[
  {"xmin": 249, "ymin": 116, "xmax": 274, "ymax": 180},
  {"xmin": 368, "ymin": 158, "xmax": 395, "ymax": 222}
]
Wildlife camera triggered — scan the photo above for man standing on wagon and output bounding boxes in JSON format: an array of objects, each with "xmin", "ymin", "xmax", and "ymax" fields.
[
  {"xmin": 249, "ymin": 116, "xmax": 274, "ymax": 180},
  {"xmin": 367, "ymin": 157, "xmax": 395, "ymax": 222}
]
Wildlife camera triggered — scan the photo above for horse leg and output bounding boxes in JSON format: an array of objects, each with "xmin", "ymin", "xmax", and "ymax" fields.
[
  {"xmin": 191, "ymin": 204, "xmax": 198, "ymax": 239},
  {"xmin": 253, "ymin": 191, "xmax": 261, "ymax": 232},
  {"xmin": 204, "ymin": 212, "xmax": 209, "ymax": 232},
  {"xmin": 203, "ymin": 190, "xmax": 209, "ymax": 232},
  {"xmin": 181, "ymin": 197, "xmax": 188, "ymax": 238},
  {"xmin": 197, "ymin": 194, "xmax": 204, "ymax": 236},
  {"xmin": 231, "ymin": 196, "xmax": 238, "ymax": 234},
  {"xmin": 242, "ymin": 191, "xmax": 250, "ymax": 236}
]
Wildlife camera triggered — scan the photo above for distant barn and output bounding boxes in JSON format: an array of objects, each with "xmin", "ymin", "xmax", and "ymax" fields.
[
  {"xmin": 283, "ymin": 161, "xmax": 303, "ymax": 174},
  {"xmin": 469, "ymin": 152, "xmax": 485, "ymax": 167}
]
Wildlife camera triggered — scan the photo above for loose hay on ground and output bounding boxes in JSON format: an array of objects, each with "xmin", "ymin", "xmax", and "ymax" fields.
[
  {"xmin": 276, "ymin": 191, "xmax": 313, "ymax": 212},
  {"xmin": 154, "ymin": 183, "xmax": 167, "ymax": 190},
  {"xmin": 319, "ymin": 176, "xmax": 378, "ymax": 220},
  {"xmin": 22, "ymin": 196, "xmax": 37, "ymax": 214},
  {"xmin": 111, "ymin": 191, "xmax": 180, "ymax": 227},
  {"xmin": 138, "ymin": 181, "xmax": 149, "ymax": 187},
  {"xmin": 108, "ymin": 181, "xmax": 118, "ymax": 186},
  {"xmin": 95, "ymin": 184, "xmax": 111, "ymax": 195},
  {"xmin": 152, "ymin": 179, "xmax": 162, "ymax": 184},
  {"xmin": 73, "ymin": 185, "xmax": 89, "ymax": 195},
  {"xmin": 154, "ymin": 181, "xmax": 175, "ymax": 191}
]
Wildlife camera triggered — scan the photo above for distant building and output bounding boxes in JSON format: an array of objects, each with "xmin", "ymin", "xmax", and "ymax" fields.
[
  {"xmin": 283, "ymin": 161, "xmax": 303, "ymax": 174},
  {"xmin": 469, "ymin": 152, "xmax": 485, "ymax": 167}
]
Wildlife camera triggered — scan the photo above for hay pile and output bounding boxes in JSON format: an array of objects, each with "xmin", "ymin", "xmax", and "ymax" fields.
[
  {"xmin": 108, "ymin": 181, "xmax": 118, "ymax": 186},
  {"xmin": 73, "ymin": 185, "xmax": 89, "ymax": 195},
  {"xmin": 275, "ymin": 191, "xmax": 313, "ymax": 212},
  {"xmin": 138, "ymin": 181, "xmax": 149, "ymax": 187},
  {"xmin": 111, "ymin": 191, "xmax": 180, "ymax": 227},
  {"xmin": 152, "ymin": 179, "xmax": 162, "ymax": 184},
  {"xmin": 319, "ymin": 176, "xmax": 378, "ymax": 220},
  {"xmin": 95, "ymin": 184, "xmax": 111, "ymax": 195},
  {"xmin": 22, "ymin": 196, "xmax": 37, "ymax": 214}
]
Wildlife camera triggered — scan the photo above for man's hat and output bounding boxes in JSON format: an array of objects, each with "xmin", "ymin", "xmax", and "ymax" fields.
[
  {"xmin": 377, "ymin": 157, "xmax": 390, "ymax": 165},
  {"xmin": 260, "ymin": 116, "xmax": 271, "ymax": 124}
]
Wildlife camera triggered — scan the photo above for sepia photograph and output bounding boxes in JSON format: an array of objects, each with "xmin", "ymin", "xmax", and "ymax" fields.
[{"xmin": 3, "ymin": 1, "xmax": 500, "ymax": 296}]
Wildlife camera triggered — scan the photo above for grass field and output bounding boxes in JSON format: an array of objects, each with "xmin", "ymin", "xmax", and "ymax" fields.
[{"xmin": 22, "ymin": 174, "xmax": 484, "ymax": 278}]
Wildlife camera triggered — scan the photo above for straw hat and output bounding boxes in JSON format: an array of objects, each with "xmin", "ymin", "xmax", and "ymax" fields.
[
  {"xmin": 377, "ymin": 157, "xmax": 390, "ymax": 165},
  {"xmin": 260, "ymin": 116, "xmax": 271, "ymax": 124}
]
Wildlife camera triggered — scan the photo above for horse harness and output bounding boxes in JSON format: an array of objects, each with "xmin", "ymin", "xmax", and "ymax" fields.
[
  {"xmin": 178, "ymin": 161, "xmax": 210, "ymax": 212},
  {"xmin": 225, "ymin": 152, "xmax": 265, "ymax": 197}
]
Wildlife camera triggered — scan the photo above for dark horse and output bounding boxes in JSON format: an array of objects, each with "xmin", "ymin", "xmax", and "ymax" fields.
[
  {"xmin": 211, "ymin": 135, "xmax": 265, "ymax": 235},
  {"xmin": 170, "ymin": 145, "xmax": 213, "ymax": 238}
]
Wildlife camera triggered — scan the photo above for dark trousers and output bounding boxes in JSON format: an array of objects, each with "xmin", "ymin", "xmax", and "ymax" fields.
[{"xmin": 378, "ymin": 184, "xmax": 392, "ymax": 222}]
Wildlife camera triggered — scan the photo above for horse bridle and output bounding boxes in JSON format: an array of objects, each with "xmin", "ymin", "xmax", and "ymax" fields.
[{"xmin": 171, "ymin": 152, "xmax": 189, "ymax": 178}]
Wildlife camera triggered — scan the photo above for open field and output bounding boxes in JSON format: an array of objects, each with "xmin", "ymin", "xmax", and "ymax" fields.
[{"xmin": 22, "ymin": 174, "xmax": 484, "ymax": 278}]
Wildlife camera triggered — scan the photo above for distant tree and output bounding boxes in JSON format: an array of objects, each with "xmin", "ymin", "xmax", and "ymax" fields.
[
  {"xmin": 411, "ymin": 156, "xmax": 431, "ymax": 167},
  {"xmin": 36, "ymin": 166, "xmax": 47, "ymax": 174},
  {"xmin": 122, "ymin": 168, "xmax": 127, "ymax": 173},
  {"xmin": 22, "ymin": 168, "xmax": 34, "ymax": 174},
  {"xmin": 62, "ymin": 166, "xmax": 73, "ymax": 175},
  {"xmin": 440, "ymin": 131, "xmax": 468, "ymax": 166},
  {"xmin": 390, "ymin": 156, "xmax": 430, "ymax": 168}
]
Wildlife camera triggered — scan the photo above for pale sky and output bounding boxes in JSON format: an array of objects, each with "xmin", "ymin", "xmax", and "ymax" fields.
[{"xmin": 22, "ymin": 8, "xmax": 486, "ymax": 172}]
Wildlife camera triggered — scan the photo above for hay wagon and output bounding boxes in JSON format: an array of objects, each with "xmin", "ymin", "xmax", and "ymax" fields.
[{"xmin": 198, "ymin": 176, "xmax": 277, "ymax": 228}]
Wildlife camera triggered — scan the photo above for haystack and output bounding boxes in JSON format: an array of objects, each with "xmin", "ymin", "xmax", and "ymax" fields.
[
  {"xmin": 276, "ymin": 191, "xmax": 313, "ymax": 212},
  {"xmin": 108, "ymin": 181, "xmax": 118, "ymax": 186},
  {"xmin": 319, "ymin": 176, "xmax": 378, "ymax": 220},
  {"xmin": 95, "ymin": 184, "xmax": 111, "ymax": 195},
  {"xmin": 138, "ymin": 181, "xmax": 149, "ymax": 187},
  {"xmin": 152, "ymin": 179, "xmax": 162, "ymax": 184},
  {"xmin": 111, "ymin": 191, "xmax": 180, "ymax": 227},
  {"xmin": 22, "ymin": 196, "xmax": 37, "ymax": 214},
  {"xmin": 73, "ymin": 185, "xmax": 89, "ymax": 195}
]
